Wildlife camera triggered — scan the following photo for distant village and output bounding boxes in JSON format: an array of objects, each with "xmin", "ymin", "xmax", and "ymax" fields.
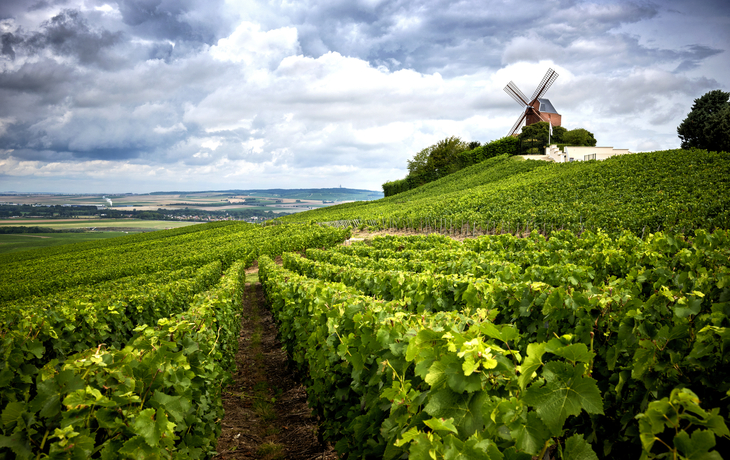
[{"xmin": 0, "ymin": 203, "xmax": 283, "ymax": 224}]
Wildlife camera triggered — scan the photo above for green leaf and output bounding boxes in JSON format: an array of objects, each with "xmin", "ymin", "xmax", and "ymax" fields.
[
  {"xmin": 96, "ymin": 408, "xmax": 125, "ymax": 430},
  {"xmin": 29, "ymin": 377, "xmax": 61, "ymax": 418},
  {"xmin": 549, "ymin": 343, "xmax": 594, "ymax": 364},
  {"xmin": 519, "ymin": 343, "xmax": 546, "ymax": 389},
  {"xmin": 523, "ymin": 362, "xmax": 603, "ymax": 435},
  {"xmin": 118, "ymin": 435, "xmax": 158, "ymax": 460},
  {"xmin": 424, "ymin": 389, "xmax": 486, "ymax": 437},
  {"xmin": 564, "ymin": 433, "xmax": 599, "ymax": 460},
  {"xmin": 426, "ymin": 356, "xmax": 452, "ymax": 388},
  {"xmin": 408, "ymin": 432, "xmax": 440, "ymax": 460},
  {"xmin": 0, "ymin": 434, "xmax": 33, "ymax": 460},
  {"xmin": 673, "ymin": 429, "xmax": 722, "ymax": 460},
  {"xmin": 23, "ymin": 339, "xmax": 45, "ymax": 359},
  {"xmin": 424, "ymin": 417, "xmax": 459, "ymax": 435},
  {"xmin": 132, "ymin": 408, "xmax": 161, "ymax": 447},
  {"xmin": 512, "ymin": 412, "xmax": 550, "ymax": 456},
  {"xmin": 150, "ymin": 392, "xmax": 192, "ymax": 424},
  {"xmin": 1, "ymin": 402, "xmax": 25, "ymax": 429}
]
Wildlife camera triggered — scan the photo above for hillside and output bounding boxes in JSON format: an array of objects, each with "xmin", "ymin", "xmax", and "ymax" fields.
[{"xmin": 281, "ymin": 149, "xmax": 730, "ymax": 235}]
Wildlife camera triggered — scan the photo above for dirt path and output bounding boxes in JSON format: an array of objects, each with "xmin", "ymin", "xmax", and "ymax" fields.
[{"xmin": 215, "ymin": 274, "xmax": 337, "ymax": 460}]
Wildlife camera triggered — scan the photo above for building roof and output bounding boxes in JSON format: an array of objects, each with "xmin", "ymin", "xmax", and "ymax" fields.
[{"xmin": 538, "ymin": 98, "xmax": 558, "ymax": 114}]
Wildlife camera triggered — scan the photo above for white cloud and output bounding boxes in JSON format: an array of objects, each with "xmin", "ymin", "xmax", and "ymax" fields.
[{"xmin": 209, "ymin": 21, "xmax": 299, "ymax": 66}]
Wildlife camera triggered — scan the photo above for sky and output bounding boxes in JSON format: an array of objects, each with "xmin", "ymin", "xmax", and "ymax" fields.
[{"xmin": 0, "ymin": 0, "xmax": 728, "ymax": 193}]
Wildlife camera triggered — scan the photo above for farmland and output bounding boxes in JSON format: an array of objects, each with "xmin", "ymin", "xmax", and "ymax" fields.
[
  {"xmin": 281, "ymin": 149, "xmax": 730, "ymax": 236},
  {"xmin": 260, "ymin": 230, "xmax": 730, "ymax": 459},
  {"xmin": 0, "ymin": 222, "xmax": 349, "ymax": 458},
  {"xmin": 1, "ymin": 148, "xmax": 730, "ymax": 459},
  {"xmin": 0, "ymin": 188, "xmax": 383, "ymax": 215},
  {"xmin": 0, "ymin": 232, "xmax": 127, "ymax": 255}
]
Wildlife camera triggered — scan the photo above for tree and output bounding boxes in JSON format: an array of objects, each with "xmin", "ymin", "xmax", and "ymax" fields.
[
  {"xmin": 702, "ymin": 104, "xmax": 730, "ymax": 152},
  {"xmin": 407, "ymin": 146, "xmax": 433, "ymax": 176},
  {"xmin": 518, "ymin": 122, "xmax": 567, "ymax": 153},
  {"xmin": 425, "ymin": 136, "xmax": 468, "ymax": 177},
  {"xmin": 563, "ymin": 128, "xmax": 597, "ymax": 146},
  {"xmin": 677, "ymin": 89, "xmax": 730, "ymax": 150}
]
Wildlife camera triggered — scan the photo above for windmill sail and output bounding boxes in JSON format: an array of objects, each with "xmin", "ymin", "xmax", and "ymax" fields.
[{"xmin": 503, "ymin": 68, "xmax": 560, "ymax": 136}]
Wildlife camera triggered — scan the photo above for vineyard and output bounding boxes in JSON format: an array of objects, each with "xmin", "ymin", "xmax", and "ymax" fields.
[
  {"xmin": 260, "ymin": 231, "xmax": 730, "ymax": 459},
  {"xmin": 280, "ymin": 149, "xmax": 730, "ymax": 236},
  {"xmin": 2, "ymin": 147, "xmax": 730, "ymax": 459},
  {"xmin": 0, "ymin": 222, "xmax": 350, "ymax": 459}
]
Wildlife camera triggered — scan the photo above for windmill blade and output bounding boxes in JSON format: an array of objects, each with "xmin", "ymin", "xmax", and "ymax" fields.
[
  {"xmin": 530, "ymin": 68, "xmax": 558, "ymax": 102},
  {"xmin": 504, "ymin": 82, "xmax": 530, "ymax": 106},
  {"xmin": 507, "ymin": 110, "xmax": 528, "ymax": 137}
]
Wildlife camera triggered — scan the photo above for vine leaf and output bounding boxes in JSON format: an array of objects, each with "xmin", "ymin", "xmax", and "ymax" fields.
[
  {"xmin": 519, "ymin": 343, "xmax": 545, "ymax": 389},
  {"xmin": 523, "ymin": 362, "xmax": 603, "ymax": 435},
  {"xmin": 512, "ymin": 412, "xmax": 550, "ymax": 456},
  {"xmin": 564, "ymin": 433, "xmax": 599, "ymax": 460}
]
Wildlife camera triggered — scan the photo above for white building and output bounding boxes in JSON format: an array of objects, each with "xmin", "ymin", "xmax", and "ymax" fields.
[{"xmin": 544, "ymin": 145, "xmax": 631, "ymax": 163}]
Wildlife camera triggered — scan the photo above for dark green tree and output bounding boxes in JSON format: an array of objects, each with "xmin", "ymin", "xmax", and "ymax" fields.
[
  {"xmin": 702, "ymin": 104, "xmax": 730, "ymax": 152},
  {"xmin": 563, "ymin": 128, "xmax": 597, "ymax": 146},
  {"xmin": 406, "ymin": 145, "xmax": 433, "ymax": 176},
  {"xmin": 677, "ymin": 89, "xmax": 730, "ymax": 150},
  {"xmin": 518, "ymin": 122, "xmax": 567, "ymax": 153},
  {"xmin": 425, "ymin": 136, "xmax": 468, "ymax": 177}
]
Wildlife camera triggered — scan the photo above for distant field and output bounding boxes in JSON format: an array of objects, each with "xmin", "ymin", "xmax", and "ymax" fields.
[
  {"xmin": 0, "ymin": 188, "xmax": 383, "ymax": 214},
  {"xmin": 0, "ymin": 219, "xmax": 199, "ymax": 230},
  {"xmin": 0, "ymin": 232, "xmax": 128, "ymax": 254}
]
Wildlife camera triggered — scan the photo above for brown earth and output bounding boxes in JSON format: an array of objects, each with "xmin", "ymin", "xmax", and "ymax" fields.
[{"xmin": 214, "ymin": 272, "xmax": 337, "ymax": 460}]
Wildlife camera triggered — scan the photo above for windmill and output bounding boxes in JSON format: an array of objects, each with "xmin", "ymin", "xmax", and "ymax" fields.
[{"xmin": 504, "ymin": 68, "xmax": 561, "ymax": 137}]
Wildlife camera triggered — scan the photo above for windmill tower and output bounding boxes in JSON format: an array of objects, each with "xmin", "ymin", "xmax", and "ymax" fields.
[{"xmin": 504, "ymin": 68, "xmax": 561, "ymax": 137}]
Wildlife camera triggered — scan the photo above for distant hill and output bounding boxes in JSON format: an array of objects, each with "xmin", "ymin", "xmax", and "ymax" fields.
[
  {"xmin": 280, "ymin": 150, "xmax": 730, "ymax": 235},
  {"xmin": 149, "ymin": 188, "xmax": 383, "ymax": 202}
]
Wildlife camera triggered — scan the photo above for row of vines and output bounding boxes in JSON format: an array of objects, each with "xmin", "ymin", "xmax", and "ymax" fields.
[
  {"xmin": 282, "ymin": 149, "xmax": 730, "ymax": 237},
  {"xmin": 259, "ymin": 230, "xmax": 730, "ymax": 459},
  {"xmin": 0, "ymin": 222, "xmax": 350, "ymax": 459}
]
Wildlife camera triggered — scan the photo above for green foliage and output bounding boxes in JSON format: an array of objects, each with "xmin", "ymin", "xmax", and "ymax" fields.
[
  {"xmin": 518, "ymin": 122, "xmax": 568, "ymax": 152},
  {"xmin": 455, "ymin": 136, "xmax": 519, "ymax": 169},
  {"xmin": 407, "ymin": 145, "xmax": 434, "ymax": 177},
  {"xmin": 382, "ymin": 178, "xmax": 411, "ymax": 197},
  {"xmin": 702, "ymin": 104, "xmax": 730, "ymax": 152},
  {"xmin": 383, "ymin": 137, "xmax": 516, "ymax": 197},
  {"xmin": 678, "ymin": 89, "xmax": 730, "ymax": 151},
  {"xmin": 0, "ymin": 223, "xmax": 350, "ymax": 458},
  {"xmin": 259, "ymin": 230, "xmax": 730, "ymax": 459},
  {"xmin": 562, "ymin": 128, "xmax": 597, "ymax": 147},
  {"xmin": 636, "ymin": 388, "xmax": 729, "ymax": 460},
  {"xmin": 518, "ymin": 122, "xmax": 596, "ymax": 152},
  {"xmin": 288, "ymin": 149, "xmax": 730, "ymax": 237},
  {"xmin": 427, "ymin": 136, "xmax": 469, "ymax": 177}
]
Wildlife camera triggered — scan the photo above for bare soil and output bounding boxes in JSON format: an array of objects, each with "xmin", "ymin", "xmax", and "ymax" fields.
[{"xmin": 215, "ymin": 275, "xmax": 337, "ymax": 460}]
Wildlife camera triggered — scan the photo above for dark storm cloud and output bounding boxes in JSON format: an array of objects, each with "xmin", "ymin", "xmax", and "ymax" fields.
[
  {"xmin": 23, "ymin": 10, "xmax": 123, "ymax": 68},
  {"xmin": 0, "ymin": 59, "xmax": 78, "ymax": 101},
  {"xmin": 253, "ymin": 0, "xmax": 664, "ymax": 75},
  {"xmin": 674, "ymin": 45, "xmax": 724, "ymax": 72},
  {"xmin": 116, "ymin": 0, "xmax": 233, "ymax": 45},
  {"xmin": 1, "ymin": 32, "xmax": 22, "ymax": 59}
]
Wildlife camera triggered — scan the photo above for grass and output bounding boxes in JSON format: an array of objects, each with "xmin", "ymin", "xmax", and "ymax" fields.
[
  {"xmin": 257, "ymin": 442, "xmax": 285, "ymax": 459},
  {"xmin": 245, "ymin": 271, "xmax": 260, "ymax": 284},
  {"xmin": 0, "ymin": 219, "xmax": 199, "ymax": 230},
  {"xmin": 0, "ymin": 232, "xmax": 128, "ymax": 254}
]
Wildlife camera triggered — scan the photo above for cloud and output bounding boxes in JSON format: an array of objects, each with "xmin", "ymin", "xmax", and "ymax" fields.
[
  {"xmin": 0, "ymin": 0, "xmax": 728, "ymax": 192},
  {"xmin": 23, "ymin": 9, "xmax": 124, "ymax": 67}
]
